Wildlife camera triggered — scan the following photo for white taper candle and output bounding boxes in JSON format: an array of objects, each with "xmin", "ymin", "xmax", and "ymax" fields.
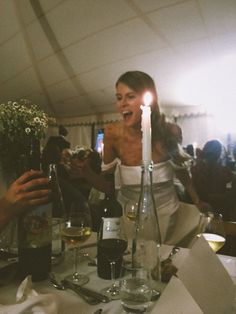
[{"xmin": 141, "ymin": 91, "xmax": 152, "ymax": 163}]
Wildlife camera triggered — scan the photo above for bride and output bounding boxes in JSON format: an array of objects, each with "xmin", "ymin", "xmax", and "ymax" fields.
[{"xmin": 71, "ymin": 71, "xmax": 210, "ymax": 245}]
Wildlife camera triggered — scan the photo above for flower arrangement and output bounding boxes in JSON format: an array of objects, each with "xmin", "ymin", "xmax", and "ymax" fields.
[{"xmin": 0, "ymin": 99, "xmax": 55, "ymax": 175}]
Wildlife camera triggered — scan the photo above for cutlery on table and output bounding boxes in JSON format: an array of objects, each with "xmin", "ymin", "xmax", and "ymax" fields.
[
  {"xmin": 62, "ymin": 279, "xmax": 110, "ymax": 303},
  {"xmin": 49, "ymin": 273, "xmax": 100, "ymax": 305},
  {"xmin": 49, "ymin": 273, "xmax": 110, "ymax": 304}
]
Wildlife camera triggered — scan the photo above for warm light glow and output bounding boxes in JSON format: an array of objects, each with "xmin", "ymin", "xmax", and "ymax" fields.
[
  {"xmin": 141, "ymin": 91, "xmax": 152, "ymax": 162},
  {"xmin": 174, "ymin": 54, "xmax": 236, "ymax": 133},
  {"xmin": 143, "ymin": 91, "xmax": 153, "ymax": 107}
]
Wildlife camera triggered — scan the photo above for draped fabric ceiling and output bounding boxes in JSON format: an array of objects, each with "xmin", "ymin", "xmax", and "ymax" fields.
[{"xmin": 1, "ymin": 0, "xmax": 236, "ymax": 148}]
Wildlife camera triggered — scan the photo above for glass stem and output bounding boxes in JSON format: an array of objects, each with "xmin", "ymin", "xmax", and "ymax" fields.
[
  {"xmin": 110, "ymin": 261, "xmax": 116, "ymax": 289},
  {"xmin": 73, "ymin": 247, "xmax": 79, "ymax": 278}
]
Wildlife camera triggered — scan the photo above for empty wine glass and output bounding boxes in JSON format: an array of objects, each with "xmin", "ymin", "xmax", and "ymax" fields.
[
  {"xmin": 197, "ymin": 211, "xmax": 226, "ymax": 252},
  {"xmin": 60, "ymin": 201, "xmax": 92, "ymax": 285},
  {"xmin": 98, "ymin": 217, "xmax": 128, "ymax": 299}
]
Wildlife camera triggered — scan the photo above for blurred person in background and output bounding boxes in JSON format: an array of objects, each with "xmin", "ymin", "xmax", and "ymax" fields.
[{"xmin": 191, "ymin": 139, "xmax": 235, "ymax": 220}]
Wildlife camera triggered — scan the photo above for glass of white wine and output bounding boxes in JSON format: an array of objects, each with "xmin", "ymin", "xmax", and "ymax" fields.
[
  {"xmin": 124, "ymin": 200, "xmax": 138, "ymax": 223},
  {"xmin": 61, "ymin": 201, "xmax": 92, "ymax": 285},
  {"xmin": 197, "ymin": 211, "xmax": 226, "ymax": 252}
]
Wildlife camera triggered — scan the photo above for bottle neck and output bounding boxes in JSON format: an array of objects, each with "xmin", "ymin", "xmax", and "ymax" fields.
[
  {"xmin": 49, "ymin": 164, "xmax": 58, "ymax": 179},
  {"xmin": 141, "ymin": 161, "xmax": 153, "ymax": 188}
]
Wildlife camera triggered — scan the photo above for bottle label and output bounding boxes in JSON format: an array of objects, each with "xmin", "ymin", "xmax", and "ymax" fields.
[
  {"xmin": 102, "ymin": 217, "xmax": 121, "ymax": 239},
  {"xmin": 19, "ymin": 203, "xmax": 52, "ymax": 248}
]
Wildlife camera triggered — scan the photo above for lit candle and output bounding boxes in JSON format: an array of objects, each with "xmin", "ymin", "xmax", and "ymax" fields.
[{"xmin": 141, "ymin": 91, "xmax": 152, "ymax": 163}]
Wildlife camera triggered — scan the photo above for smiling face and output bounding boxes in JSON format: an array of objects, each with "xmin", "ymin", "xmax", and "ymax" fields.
[{"xmin": 116, "ymin": 82, "xmax": 142, "ymax": 128}]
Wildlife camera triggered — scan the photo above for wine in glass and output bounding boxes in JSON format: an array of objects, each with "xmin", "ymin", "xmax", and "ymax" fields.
[
  {"xmin": 123, "ymin": 200, "xmax": 138, "ymax": 270},
  {"xmin": 97, "ymin": 217, "xmax": 128, "ymax": 299},
  {"xmin": 198, "ymin": 211, "xmax": 226, "ymax": 252},
  {"xmin": 124, "ymin": 200, "xmax": 138, "ymax": 222},
  {"xmin": 61, "ymin": 201, "xmax": 92, "ymax": 285}
]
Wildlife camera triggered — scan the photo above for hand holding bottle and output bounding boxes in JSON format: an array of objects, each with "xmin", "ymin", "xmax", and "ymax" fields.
[{"xmin": 3, "ymin": 170, "xmax": 50, "ymax": 212}]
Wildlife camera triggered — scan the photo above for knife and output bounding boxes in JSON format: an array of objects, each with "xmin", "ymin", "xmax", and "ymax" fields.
[{"xmin": 62, "ymin": 279, "xmax": 110, "ymax": 303}]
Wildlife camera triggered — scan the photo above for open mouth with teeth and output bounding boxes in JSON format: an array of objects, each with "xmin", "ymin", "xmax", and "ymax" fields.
[{"xmin": 122, "ymin": 111, "xmax": 133, "ymax": 120}]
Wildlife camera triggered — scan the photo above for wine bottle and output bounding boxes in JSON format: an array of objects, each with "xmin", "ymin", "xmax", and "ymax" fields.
[
  {"xmin": 97, "ymin": 194, "xmax": 124, "ymax": 279},
  {"xmin": 132, "ymin": 161, "xmax": 162, "ymax": 285},
  {"xmin": 48, "ymin": 163, "xmax": 66, "ymax": 261},
  {"xmin": 17, "ymin": 137, "xmax": 52, "ymax": 282},
  {"xmin": 97, "ymin": 194, "xmax": 123, "ymax": 227}
]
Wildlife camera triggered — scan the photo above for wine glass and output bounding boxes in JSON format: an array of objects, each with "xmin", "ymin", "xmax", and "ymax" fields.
[
  {"xmin": 98, "ymin": 217, "xmax": 128, "ymax": 299},
  {"xmin": 197, "ymin": 211, "xmax": 226, "ymax": 252},
  {"xmin": 124, "ymin": 200, "xmax": 138, "ymax": 223},
  {"xmin": 60, "ymin": 201, "xmax": 92, "ymax": 285}
]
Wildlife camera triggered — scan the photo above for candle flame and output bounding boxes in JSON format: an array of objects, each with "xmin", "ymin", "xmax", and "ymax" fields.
[{"xmin": 143, "ymin": 91, "xmax": 153, "ymax": 107}]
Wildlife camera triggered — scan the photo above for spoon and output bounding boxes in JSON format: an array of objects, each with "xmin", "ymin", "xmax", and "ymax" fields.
[{"xmin": 49, "ymin": 273, "xmax": 100, "ymax": 305}]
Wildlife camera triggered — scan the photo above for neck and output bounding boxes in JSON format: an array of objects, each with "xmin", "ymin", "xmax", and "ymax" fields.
[{"xmin": 123, "ymin": 122, "xmax": 142, "ymax": 137}]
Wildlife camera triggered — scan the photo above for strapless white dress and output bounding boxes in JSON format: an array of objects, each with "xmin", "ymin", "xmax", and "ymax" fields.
[{"xmin": 103, "ymin": 159, "xmax": 200, "ymax": 247}]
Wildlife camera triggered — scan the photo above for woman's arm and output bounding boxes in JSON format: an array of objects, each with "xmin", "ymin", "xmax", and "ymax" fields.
[
  {"xmin": 0, "ymin": 171, "xmax": 50, "ymax": 231},
  {"xmin": 70, "ymin": 123, "xmax": 118, "ymax": 195}
]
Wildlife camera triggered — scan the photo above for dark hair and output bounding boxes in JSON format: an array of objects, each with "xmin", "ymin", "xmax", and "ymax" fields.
[
  {"xmin": 41, "ymin": 140, "xmax": 61, "ymax": 172},
  {"xmin": 73, "ymin": 148, "xmax": 102, "ymax": 174},
  {"xmin": 202, "ymin": 140, "xmax": 222, "ymax": 163},
  {"xmin": 48, "ymin": 135, "xmax": 70, "ymax": 151},
  {"xmin": 186, "ymin": 144, "xmax": 194, "ymax": 157},
  {"xmin": 116, "ymin": 71, "xmax": 178, "ymax": 156},
  {"xmin": 59, "ymin": 125, "xmax": 68, "ymax": 137}
]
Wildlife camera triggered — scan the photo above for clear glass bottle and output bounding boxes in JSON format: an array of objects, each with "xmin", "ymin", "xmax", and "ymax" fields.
[
  {"xmin": 132, "ymin": 161, "xmax": 162, "ymax": 284},
  {"xmin": 48, "ymin": 164, "xmax": 65, "ymax": 218},
  {"xmin": 48, "ymin": 164, "xmax": 66, "ymax": 262}
]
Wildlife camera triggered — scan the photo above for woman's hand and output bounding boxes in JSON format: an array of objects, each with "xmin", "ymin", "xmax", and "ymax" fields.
[{"xmin": 4, "ymin": 170, "xmax": 51, "ymax": 213}]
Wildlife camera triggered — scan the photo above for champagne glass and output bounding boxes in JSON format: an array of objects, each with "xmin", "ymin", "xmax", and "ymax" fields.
[
  {"xmin": 98, "ymin": 217, "xmax": 128, "ymax": 299},
  {"xmin": 197, "ymin": 211, "xmax": 226, "ymax": 252},
  {"xmin": 61, "ymin": 201, "xmax": 92, "ymax": 285}
]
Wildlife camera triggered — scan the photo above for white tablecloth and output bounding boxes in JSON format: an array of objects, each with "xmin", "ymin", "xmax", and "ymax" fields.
[{"xmin": 0, "ymin": 235, "xmax": 235, "ymax": 314}]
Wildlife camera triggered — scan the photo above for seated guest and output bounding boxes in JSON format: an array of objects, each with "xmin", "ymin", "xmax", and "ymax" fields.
[
  {"xmin": 70, "ymin": 147, "xmax": 102, "ymax": 200},
  {"xmin": 41, "ymin": 137, "xmax": 86, "ymax": 213},
  {"xmin": 191, "ymin": 139, "xmax": 234, "ymax": 219},
  {"xmin": 58, "ymin": 125, "xmax": 70, "ymax": 149},
  {"xmin": 0, "ymin": 171, "xmax": 50, "ymax": 231}
]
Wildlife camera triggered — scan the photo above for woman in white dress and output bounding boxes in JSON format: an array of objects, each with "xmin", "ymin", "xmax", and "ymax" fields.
[{"xmin": 72, "ymin": 71, "xmax": 210, "ymax": 245}]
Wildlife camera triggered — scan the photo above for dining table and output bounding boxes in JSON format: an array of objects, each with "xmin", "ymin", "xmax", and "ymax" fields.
[{"xmin": 0, "ymin": 233, "xmax": 236, "ymax": 314}]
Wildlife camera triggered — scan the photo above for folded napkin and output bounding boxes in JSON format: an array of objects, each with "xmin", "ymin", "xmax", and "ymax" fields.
[{"xmin": 0, "ymin": 276, "xmax": 60, "ymax": 314}]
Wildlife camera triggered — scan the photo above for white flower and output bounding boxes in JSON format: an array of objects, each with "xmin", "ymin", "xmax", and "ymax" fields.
[{"xmin": 25, "ymin": 127, "xmax": 31, "ymax": 134}]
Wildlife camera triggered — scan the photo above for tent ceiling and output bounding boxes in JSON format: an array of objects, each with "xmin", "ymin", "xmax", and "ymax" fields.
[{"xmin": 1, "ymin": 0, "xmax": 236, "ymax": 119}]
